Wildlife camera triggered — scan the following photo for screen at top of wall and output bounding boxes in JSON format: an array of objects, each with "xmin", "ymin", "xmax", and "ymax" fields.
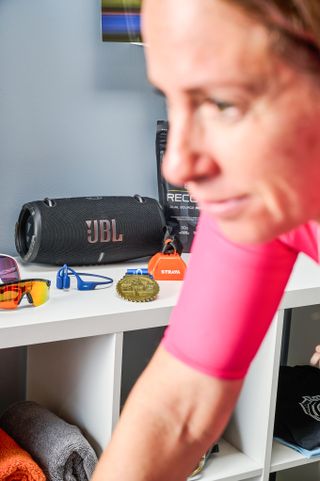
[{"xmin": 101, "ymin": 0, "xmax": 142, "ymax": 43}]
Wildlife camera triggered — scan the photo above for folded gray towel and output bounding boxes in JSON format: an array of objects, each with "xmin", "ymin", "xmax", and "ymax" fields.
[{"xmin": 0, "ymin": 401, "xmax": 98, "ymax": 481}]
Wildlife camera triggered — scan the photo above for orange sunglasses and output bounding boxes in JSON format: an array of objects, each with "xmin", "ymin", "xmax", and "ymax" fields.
[{"xmin": 0, "ymin": 279, "xmax": 51, "ymax": 309}]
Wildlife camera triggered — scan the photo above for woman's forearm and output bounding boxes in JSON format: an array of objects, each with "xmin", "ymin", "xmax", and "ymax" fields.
[{"xmin": 91, "ymin": 346, "xmax": 243, "ymax": 481}]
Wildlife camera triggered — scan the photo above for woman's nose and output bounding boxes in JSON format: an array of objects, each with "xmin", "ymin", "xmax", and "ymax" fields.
[{"xmin": 162, "ymin": 125, "xmax": 219, "ymax": 187}]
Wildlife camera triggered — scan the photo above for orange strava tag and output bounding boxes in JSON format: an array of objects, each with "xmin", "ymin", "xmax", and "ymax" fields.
[{"xmin": 148, "ymin": 239, "xmax": 186, "ymax": 281}]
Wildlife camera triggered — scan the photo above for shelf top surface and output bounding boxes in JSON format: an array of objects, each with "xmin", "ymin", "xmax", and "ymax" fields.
[
  {"xmin": 0, "ymin": 258, "xmax": 183, "ymax": 322},
  {"xmin": 0, "ymin": 257, "xmax": 183, "ymax": 347},
  {"xmin": 200, "ymin": 439, "xmax": 261, "ymax": 481},
  {"xmin": 270, "ymin": 440, "xmax": 320, "ymax": 472},
  {"xmin": 0, "ymin": 252, "xmax": 320, "ymax": 348}
]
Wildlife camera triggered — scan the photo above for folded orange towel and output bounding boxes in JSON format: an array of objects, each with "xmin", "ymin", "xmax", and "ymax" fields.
[{"xmin": 0, "ymin": 428, "xmax": 46, "ymax": 481}]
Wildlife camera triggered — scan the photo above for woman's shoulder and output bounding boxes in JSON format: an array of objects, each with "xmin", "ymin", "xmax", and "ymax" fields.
[{"xmin": 278, "ymin": 221, "xmax": 319, "ymax": 261}]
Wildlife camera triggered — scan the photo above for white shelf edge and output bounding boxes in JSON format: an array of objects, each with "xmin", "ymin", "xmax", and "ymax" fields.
[
  {"xmin": 199, "ymin": 439, "xmax": 262, "ymax": 481},
  {"xmin": 270, "ymin": 439, "xmax": 320, "ymax": 473}
]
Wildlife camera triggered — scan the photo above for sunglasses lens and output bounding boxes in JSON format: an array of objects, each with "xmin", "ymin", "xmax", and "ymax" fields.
[
  {"xmin": 0, "ymin": 285, "xmax": 21, "ymax": 309},
  {"xmin": 0, "ymin": 280, "xmax": 50, "ymax": 309},
  {"xmin": 0, "ymin": 255, "xmax": 20, "ymax": 283},
  {"xmin": 27, "ymin": 280, "xmax": 50, "ymax": 306}
]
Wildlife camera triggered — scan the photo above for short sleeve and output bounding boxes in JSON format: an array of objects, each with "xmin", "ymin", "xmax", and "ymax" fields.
[{"xmin": 161, "ymin": 212, "xmax": 298, "ymax": 379}]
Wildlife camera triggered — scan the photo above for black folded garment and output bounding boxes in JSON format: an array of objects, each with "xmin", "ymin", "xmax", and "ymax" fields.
[
  {"xmin": 274, "ymin": 365, "xmax": 320, "ymax": 450},
  {"xmin": 0, "ymin": 401, "xmax": 98, "ymax": 481}
]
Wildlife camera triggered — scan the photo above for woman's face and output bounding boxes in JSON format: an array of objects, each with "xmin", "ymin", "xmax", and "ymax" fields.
[{"xmin": 143, "ymin": 0, "xmax": 320, "ymax": 243}]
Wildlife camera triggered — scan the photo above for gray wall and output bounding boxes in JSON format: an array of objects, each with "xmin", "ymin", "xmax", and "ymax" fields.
[
  {"xmin": 0, "ymin": 0, "xmax": 166, "ymax": 411},
  {"xmin": 0, "ymin": 0, "xmax": 166, "ymax": 254}
]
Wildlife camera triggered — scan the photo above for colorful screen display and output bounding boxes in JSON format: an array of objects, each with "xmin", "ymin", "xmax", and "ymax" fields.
[{"xmin": 101, "ymin": 0, "xmax": 142, "ymax": 42}]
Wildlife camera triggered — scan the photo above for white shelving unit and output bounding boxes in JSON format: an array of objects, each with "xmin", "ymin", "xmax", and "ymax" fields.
[{"xmin": 1, "ymin": 253, "xmax": 320, "ymax": 481}]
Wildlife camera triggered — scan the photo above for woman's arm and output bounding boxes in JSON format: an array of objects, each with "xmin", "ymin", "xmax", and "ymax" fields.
[
  {"xmin": 92, "ymin": 214, "xmax": 298, "ymax": 481},
  {"xmin": 91, "ymin": 345, "xmax": 242, "ymax": 481}
]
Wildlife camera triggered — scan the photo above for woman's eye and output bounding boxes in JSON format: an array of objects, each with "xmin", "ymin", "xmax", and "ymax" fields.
[
  {"xmin": 213, "ymin": 99, "xmax": 234, "ymax": 110},
  {"xmin": 203, "ymin": 98, "xmax": 242, "ymax": 120},
  {"xmin": 209, "ymin": 98, "xmax": 236, "ymax": 111}
]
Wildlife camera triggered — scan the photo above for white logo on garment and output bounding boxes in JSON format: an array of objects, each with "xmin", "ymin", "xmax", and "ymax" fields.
[{"xmin": 299, "ymin": 395, "xmax": 320, "ymax": 422}]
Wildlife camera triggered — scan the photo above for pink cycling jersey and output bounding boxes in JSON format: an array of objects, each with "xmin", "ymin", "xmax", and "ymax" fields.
[{"xmin": 162, "ymin": 212, "xmax": 319, "ymax": 379}]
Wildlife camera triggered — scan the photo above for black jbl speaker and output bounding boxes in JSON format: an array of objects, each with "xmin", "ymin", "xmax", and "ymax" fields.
[{"xmin": 15, "ymin": 195, "xmax": 167, "ymax": 265}]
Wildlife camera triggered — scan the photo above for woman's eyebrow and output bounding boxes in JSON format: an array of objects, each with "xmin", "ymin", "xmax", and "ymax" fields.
[
  {"xmin": 185, "ymin": 80, "xmax": 265, "ymax": 96},
  {"xmin": 151, "ymin": 79, "xmax": 265, "ymax": 99}
]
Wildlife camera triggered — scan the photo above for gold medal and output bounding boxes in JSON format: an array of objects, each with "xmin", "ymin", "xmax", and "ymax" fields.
[{"xmin": 116, "ymin": 274, "xmax": 159, "ymax": 302}]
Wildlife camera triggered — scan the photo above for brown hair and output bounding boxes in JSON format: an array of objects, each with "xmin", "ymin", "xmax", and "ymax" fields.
[{"xmin": 222, "ymin": 0, "xmax": 320, "ymax": 73}]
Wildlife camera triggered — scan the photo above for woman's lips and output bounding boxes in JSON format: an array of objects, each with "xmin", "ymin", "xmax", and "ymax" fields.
[{"xmin": 198, "ymin": 195, "xmax": 250, "ymax": 218}]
